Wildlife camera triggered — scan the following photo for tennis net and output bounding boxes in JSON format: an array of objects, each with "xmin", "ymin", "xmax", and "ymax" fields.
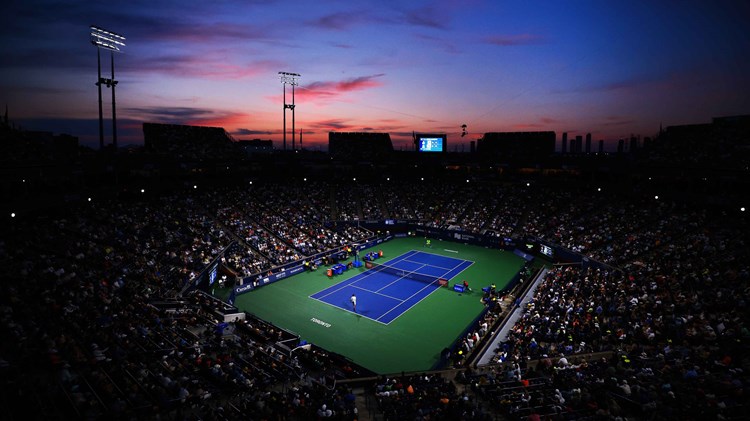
[{"xmin": 365, "ymin": 261, "xmax": 448, "ymax": 286}]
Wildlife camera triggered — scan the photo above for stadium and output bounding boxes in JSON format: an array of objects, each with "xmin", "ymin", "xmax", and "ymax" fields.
[{"xmin": 1, "ymin": 117, "xmax": 749, "ymax": 420}]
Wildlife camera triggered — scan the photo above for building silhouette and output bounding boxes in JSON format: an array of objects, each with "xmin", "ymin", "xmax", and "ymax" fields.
[
  {"xmin": 328, "ymin": 132, "xmax": 393, "ymax": 159},
  {"xmin": 477, "ymin": 131, "xmax": 555, "ymax": 161}
]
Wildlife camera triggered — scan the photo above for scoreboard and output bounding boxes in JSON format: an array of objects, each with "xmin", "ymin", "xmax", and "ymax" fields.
[
  {"xmin": 419, "ymin": 137, "xmax": 443, "ymax": 152},
  {"xmin": 415, "ymin": 133, "xmax": 447, "ymax": 152}
]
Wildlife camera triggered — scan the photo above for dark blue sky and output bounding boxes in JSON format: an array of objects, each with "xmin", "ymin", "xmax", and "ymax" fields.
[{"xmin": 2, "ymin": 0, "xmax": 749, "ymax": 150}]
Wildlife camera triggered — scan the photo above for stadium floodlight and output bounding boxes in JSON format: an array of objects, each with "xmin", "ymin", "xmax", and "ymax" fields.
[
  {"xmin": 279, "ymin": 71, "xmax": 300, "ymax": 151},
  {"xmin": 90, "ymin": 26, "xmax": 126, "ymax": 51},
  {"xmin": 91, "ymin": 25, "xmax": 126, "ymax": 151}
]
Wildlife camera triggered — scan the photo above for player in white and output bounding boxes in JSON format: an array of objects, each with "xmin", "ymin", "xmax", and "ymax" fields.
[{"xmin": 350, "ymin": 294, "xmax": 357, "ymax": 313}]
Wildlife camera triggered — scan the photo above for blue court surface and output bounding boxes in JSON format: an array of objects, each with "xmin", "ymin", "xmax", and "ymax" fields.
[{"xmin": 310, "ymin": 250, "xmax": 473, "ymax": 324}]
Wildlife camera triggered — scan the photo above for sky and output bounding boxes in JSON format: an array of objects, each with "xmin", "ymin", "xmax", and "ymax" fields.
[{"xmin": 2, "ymin": 0, "xmax": 749, "ymax": 151}]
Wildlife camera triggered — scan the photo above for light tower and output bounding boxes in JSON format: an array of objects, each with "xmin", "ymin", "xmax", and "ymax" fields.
[
  {"xmin": 90, "ymin": 25, "xmax": 126, "ymax": 151},
  {"xmin": 278, "ymin": 72, "xmax": 300, "ymax": 151}
]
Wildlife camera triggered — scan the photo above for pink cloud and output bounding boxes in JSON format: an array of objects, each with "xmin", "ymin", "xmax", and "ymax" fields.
[
  {"xmin": 276, "ymin": 74, "xmax": 385, "ymax": 103},
  {"xmin": 306, "ymin": 74, "xmax": 385, "ymax": 92}
]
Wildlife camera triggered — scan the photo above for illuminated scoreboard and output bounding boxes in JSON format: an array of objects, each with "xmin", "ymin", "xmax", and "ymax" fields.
[
  {"xmin": 419, "ymin": 137, "xmax": 443, "ymax": 152},
  {"xmin": 415, "ymin": 133, "xmax": 447, "ymax": 152}
]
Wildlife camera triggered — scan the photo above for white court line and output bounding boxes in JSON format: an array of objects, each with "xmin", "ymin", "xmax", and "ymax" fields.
[
  {"xmin": 375, "ymin": 263, "xmax": 429, "ymax": 293},
  {"xmin": 310, "ymin": 250, "xmax": 421, "ymax": 300},
  {"xmin": 351, "ymin": 284, "xmax": 402, "ymax": 301},
  {"xmin": 309, "ymin": 295, "xmax": 390, "ymax": 325},
  {"xmin": 444, "ymin": 249, "xmax": 459, "ymax": 253},
  {"xmin": 377, "ymin": 278, "xmax": 444, "ymax": 323},
  {"xmin": 401, "ymin": 258, "xmax": 457, "ymax": 271},
  {"xmin": 311, "ymin": 250, "xmax": 475, "ymax": 326},
  {"xmin": 377, "ymin": 259, "xmax": 475, "ymax": 324}
]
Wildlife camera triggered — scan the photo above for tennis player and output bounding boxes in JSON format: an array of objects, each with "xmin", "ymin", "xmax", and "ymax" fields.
[{"xmin": 350, "ymin": 294, "xmax": 357, "ymax": 312}]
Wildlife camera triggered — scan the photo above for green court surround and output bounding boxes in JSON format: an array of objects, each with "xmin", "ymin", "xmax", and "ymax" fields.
[{"xmin": 232, "ymin": 237, "xmax": 525, "ymax": 374}]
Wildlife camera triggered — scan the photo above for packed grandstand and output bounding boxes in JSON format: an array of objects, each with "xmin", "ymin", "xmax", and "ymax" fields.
[{"xmin": 0, "ymin": 120, "xmax": 748, "ymax": 420}]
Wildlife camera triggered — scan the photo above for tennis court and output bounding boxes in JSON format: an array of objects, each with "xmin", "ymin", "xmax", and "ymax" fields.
[
  {"xmin": 310, "ymin": 250, "xmax": 473, "ymax": 324},
  {"xmin": 231, "ymin": 237, "xmax": 526, "ymax": 373}
]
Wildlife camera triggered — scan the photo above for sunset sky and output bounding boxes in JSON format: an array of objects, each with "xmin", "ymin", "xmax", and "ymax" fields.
[{"xmin": 2, "ymin": 0, "xmax": 749, "ymax": 151}]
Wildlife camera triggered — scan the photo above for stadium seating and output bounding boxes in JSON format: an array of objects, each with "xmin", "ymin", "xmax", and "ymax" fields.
[{"xmin": 1, "ymin": 176, "xmax": 747, "ymax": 420}]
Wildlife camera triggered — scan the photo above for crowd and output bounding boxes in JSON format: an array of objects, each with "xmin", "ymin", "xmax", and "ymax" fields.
[
  {"xmin": 214, "ymin": 184, "xmax": 375, "ymax": 275},
  {"xmin": 218, "ymin": 205, "xmax": 302, "ymax": 266},
  {"xmin": 450, "ymin": 300, "xmax": 505, "ymax": 370},
  {"xmin": 373, "ymin": 372, "xmax": 491, "ymax": 420},
  {"xmin": 380, "ymin": 182, "xmax": 446, "ymax": 221},
  {"xmin": 480, "ymin": 200, "xmax": 749, "ymax": 419},
  {"xmin": 1, "ymin": 176, "xmax": 748, "ymax": 419},
  {"xmin": 0, "ymin": 189, "xmax": 372, "ymax": 419},
  {"xmin": 220, "ymin": 241, "xmax": 273, "ymax": 280}
]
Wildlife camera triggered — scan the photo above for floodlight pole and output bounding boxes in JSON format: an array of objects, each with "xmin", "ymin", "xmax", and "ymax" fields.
[
  {"xmin": 292, "ymin": 81, "xmax": 296, "ymax": 151},
  {"xmin": 110, "ymin": 52, "xmax": 119, "ymax": 149},
  {"xmin": 279, "ymin": 72, "xmax": 300, "ymax": 151},
  {"xmin": 90, "ymin": 25, "xmax": 125, "ymax": 151},
  {"xmin": 96, "ymin": 48, "xmax": 104, "ymax": 150}
]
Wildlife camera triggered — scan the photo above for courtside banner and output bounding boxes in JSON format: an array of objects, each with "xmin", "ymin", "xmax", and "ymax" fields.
[
  {"xmin": 356, "ymin": 235, "xmax": 393, "ymax": 251},
  {"xmin": 234, "ymin": 264, "xmax": 306, "ymax": 296}
]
